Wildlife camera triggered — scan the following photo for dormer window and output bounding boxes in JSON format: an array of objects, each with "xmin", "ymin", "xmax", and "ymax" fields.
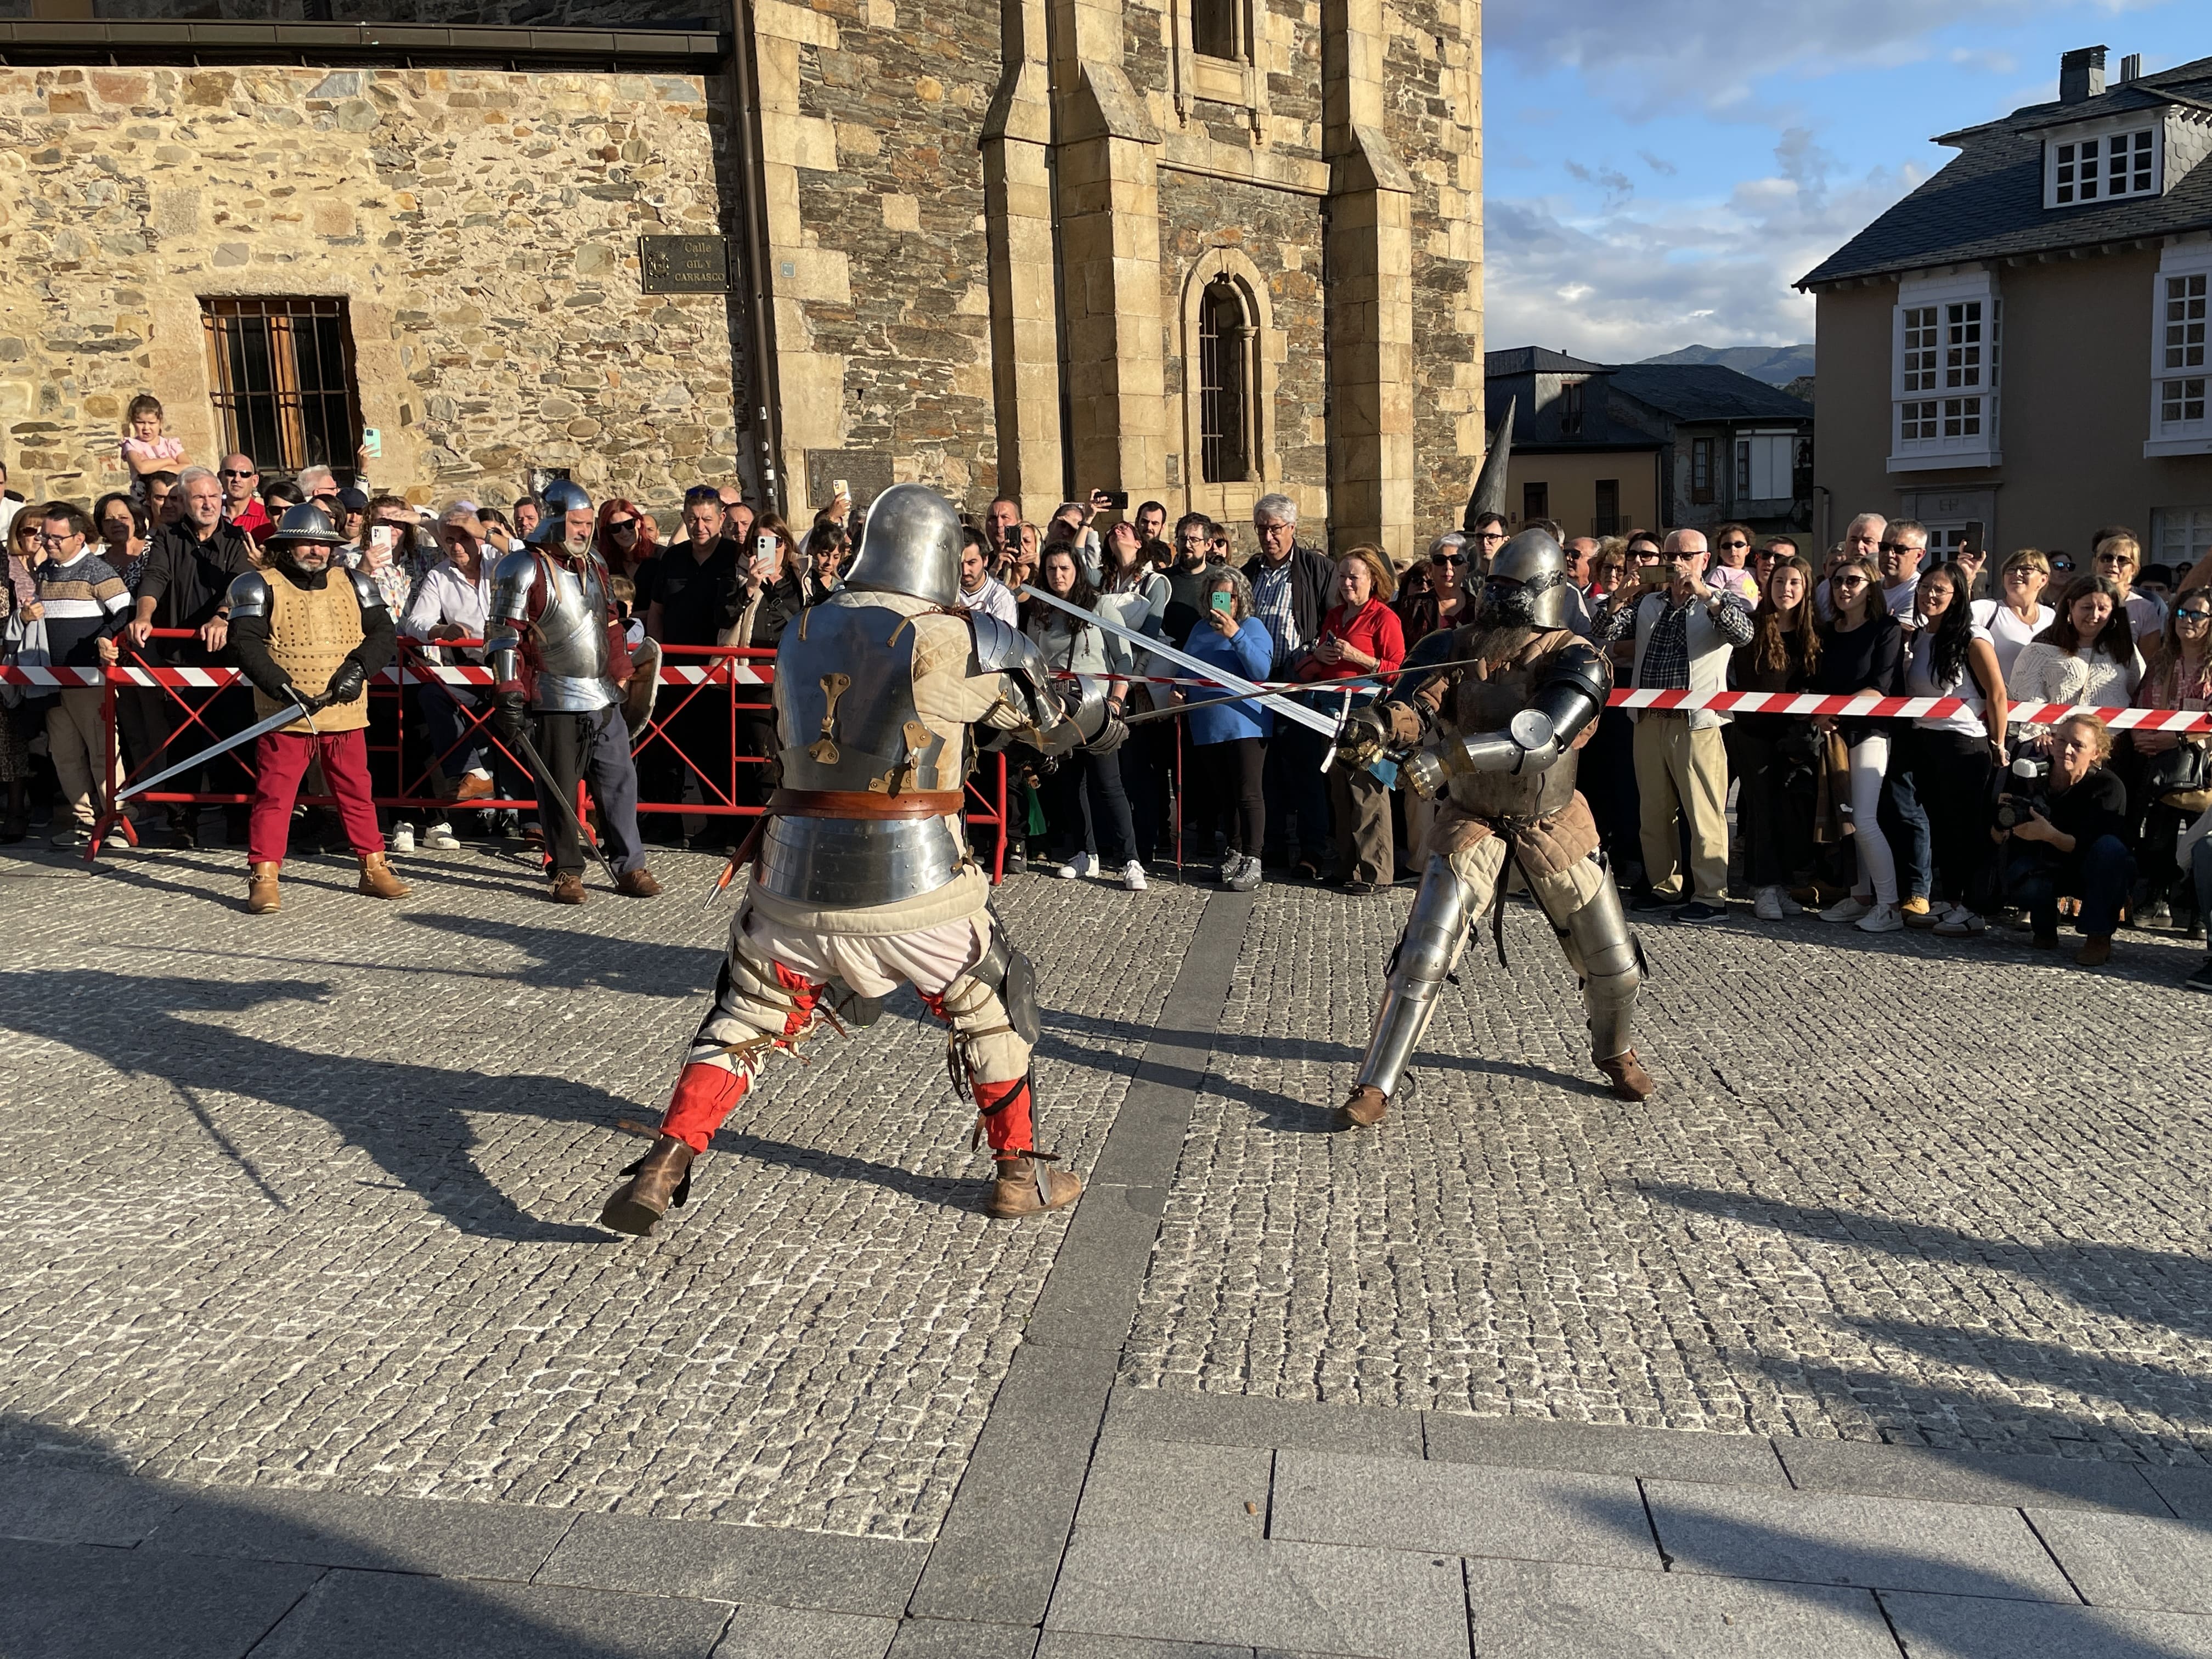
[{"xmin": 2047, "ymin": 126, "xmax": 2158, "ymax": 207}]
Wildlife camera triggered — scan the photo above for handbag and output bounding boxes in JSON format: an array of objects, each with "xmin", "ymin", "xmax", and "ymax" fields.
[
  {"xmin": 0, "ymin": 609, "xmax": 50, "ymax": 712},
  {"xmin": 2144, "ymin": 738, "xmax": 2211, "ymax": 804},
  {"xmin": 1812, "ymin": 729, "xmax": 1850, "ymax": 844}
]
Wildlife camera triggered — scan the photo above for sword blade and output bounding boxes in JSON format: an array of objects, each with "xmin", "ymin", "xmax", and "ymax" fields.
[
  {"xmin": 116, "ymin": 699, "xmax": 306, "ymax": 801},
  {"xmin": 1016, "ymin": 584, "xmax": 1338, "ymax": 738}
]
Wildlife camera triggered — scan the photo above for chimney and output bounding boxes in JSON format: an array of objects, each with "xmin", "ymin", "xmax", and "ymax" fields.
[
  {"xmin": 2060, "ymin": 45, "xmax": 2108, "ymax": 104},
  {"xmin": 2119, "ymin": 53, "xmax": 2142, "ymax": 86}
]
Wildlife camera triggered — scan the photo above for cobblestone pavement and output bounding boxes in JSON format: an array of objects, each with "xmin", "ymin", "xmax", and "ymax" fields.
[
  {"xmin": 1125, "ymin": 882, "xmax": 2212, "ymax": 1466},
  {"xmin": 0, "ymin": 840, "xmax": 1201, "ymax": 1539},
  {"xmin": 5, "ymin": 835, "xmax": 2211, "ymax": 1592}
]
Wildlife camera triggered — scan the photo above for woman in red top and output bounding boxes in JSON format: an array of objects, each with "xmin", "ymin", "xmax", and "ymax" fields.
[{"xmin": 1298, "ymin": 546, "xmax": 1406, "ymax": 893}]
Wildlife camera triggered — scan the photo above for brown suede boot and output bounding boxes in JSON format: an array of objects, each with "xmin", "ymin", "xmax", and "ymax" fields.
[
  {"xmin": 357, "ymin": 851, "xmax": 410, "ymax": 899},
  {"xmin": 987, "ymin": 1154, "xmax": 1081, "ymax": 1218},
  {"xmin": 245, "ymin": 862, "xmax": 282, "ymax": 915},
  {"xmin": 599, "ymin": 1135, "xmax": 696, "ymax": 1236},
  {"xmin": 1338, "ymin": 1085, "xmax": 1389, "ymax": 1128},
  {"xmin": 1598, "ymin": 1049, "xmax": 1655, "ymax": 1101}
]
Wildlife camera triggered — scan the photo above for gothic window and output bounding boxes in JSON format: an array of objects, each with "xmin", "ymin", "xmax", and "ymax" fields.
[{"xmin": 1198, "ymin": 275, "xmax": 1252, "ymax": 484}]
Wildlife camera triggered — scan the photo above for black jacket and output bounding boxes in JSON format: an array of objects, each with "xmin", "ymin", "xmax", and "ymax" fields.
[
  {"xmin": 1240, "ymin": 541, "xmax": 1335, "ymax": 656},
  {"xmin": 142, "ymin": 520, "xmax": 256, "ymax": 656}
]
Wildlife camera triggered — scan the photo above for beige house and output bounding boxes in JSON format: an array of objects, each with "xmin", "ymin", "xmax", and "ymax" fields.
[
  {"xmin": 0, "ymin": 0, "xmax": 1484, "ymax": 561},
  {"xmin": 1802, "ymin": 46, "xmax": 2212, "ymax": 573}
]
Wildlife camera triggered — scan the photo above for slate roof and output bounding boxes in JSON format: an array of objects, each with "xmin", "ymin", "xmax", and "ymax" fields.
[
  {"xmin": 1798, "ymin": 53, "xmax": 2212, "ymax": 290},
  {"xmin": 1483, "ymin": 346, "xmax": 1611, "ymax": 376},
  {"xmin": 1607, "ymin": 364, "xmax": 1814, "ymax": 423}
]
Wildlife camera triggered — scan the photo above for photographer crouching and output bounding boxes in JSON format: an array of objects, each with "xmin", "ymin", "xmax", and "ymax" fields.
[{"xmin": 1993, "ymin": 711, "xmax": 2135, "ymax": 966}]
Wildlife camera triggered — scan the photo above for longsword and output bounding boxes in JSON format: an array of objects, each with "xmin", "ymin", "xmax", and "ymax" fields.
[
  {"xmin": 117, "ymin": 691, "xmax": 319, "ymax": 801},
  {"xmin": 501, "ymin": 717, "xmax": 624, "ymax": 889}
]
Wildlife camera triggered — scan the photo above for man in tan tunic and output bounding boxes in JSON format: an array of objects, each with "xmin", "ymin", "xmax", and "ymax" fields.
[
  {"xmin": 1334, "ymin": 528, "xmax": 1652, "ymax": 1126},
  {"xmin": 224, "ymin": 503, "xmax": 409, "ymax": 915}
]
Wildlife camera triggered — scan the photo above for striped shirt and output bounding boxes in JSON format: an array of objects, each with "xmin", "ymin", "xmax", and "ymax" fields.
[{"xmin": 35, "ymin": 549, "xmax": 131, "ymax": 667}]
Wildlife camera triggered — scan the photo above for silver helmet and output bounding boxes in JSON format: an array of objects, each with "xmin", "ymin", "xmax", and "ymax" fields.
[
  {"xmin": 265, "ymin": 501, "xmax": 349, "ymax": 548},
  {"xmin": 528, "ymin": 478, "xmax": 594, "ymax": 545},
  {"xmin": 842, "ymin": 484, "xmax": 962, "ymax": 608},
  {"xmin": 1482, "ymin": 527, "xmax": 1572, "ymax": 630}
]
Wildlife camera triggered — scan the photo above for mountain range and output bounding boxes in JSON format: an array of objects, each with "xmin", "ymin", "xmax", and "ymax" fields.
[{"xmin": 1637, "ymin": 343, "xmax": 1814, "ymax": 387}]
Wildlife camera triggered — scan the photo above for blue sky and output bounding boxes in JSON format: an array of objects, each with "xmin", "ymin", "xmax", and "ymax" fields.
[{"xmin": 1481, "ymin": 0, "xmax": 2209, "ymax": 363}]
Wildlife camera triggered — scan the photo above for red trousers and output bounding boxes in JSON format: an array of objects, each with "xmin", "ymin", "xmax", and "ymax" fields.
[
  {"xmin": 658, "ymin": 966, "xmax": 1036, "ymax": 1157},
  {"xmin": 249, "ymin": 727, "xmax": 382, "ymax": 864}
]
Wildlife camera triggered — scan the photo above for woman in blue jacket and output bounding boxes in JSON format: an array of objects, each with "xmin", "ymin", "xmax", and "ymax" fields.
[{"xmin": 1174, "ymin": 566, "xmax": 1274, "ymax": 891}]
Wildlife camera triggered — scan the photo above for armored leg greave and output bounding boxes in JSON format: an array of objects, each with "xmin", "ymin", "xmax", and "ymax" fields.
[
  {"xmin": 1560, "ymin": 871, "xmax": 1641, "ymax": 1060},
  {"xmin": 1353, "ymin": 853, "xmax": 1476, "ymax": 1098}
]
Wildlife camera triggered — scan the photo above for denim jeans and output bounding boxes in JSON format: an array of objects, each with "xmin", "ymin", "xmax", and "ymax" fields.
[
  {"xmin": 1881, "ymin": 758, "xmax": 1933, "ymax": 902},
  {"xmin": 2004, "ymin": 834, "xmax": 2136, "ymax": 939}
]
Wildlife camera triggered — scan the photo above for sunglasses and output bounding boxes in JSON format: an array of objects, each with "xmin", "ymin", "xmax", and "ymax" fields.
[
  {"xmin": 2051, "ymin": 561, "xmax": 2075, "ymax": 572},
  {"xmin": 1719, "ymin": 540, "xmax": 1750, "ymax": 550},
  {"xmin": 2179, "ymin": 608, "xmax": 2212, "ymax": 621},
  {"xmin": 1431, "ymin": 554, "xmax": 1468, "ymax": 566},
  {"xmin": 2094, "ymin": 554, "xmax": 2133, "ymax": 566},
  {"xmin": 1876, "ymin": 541, "xmax": 1922, "ymax": 554},
  {"xmin": 1833, "ymin": 575, "xmax": 1870, "ymax": 589},
  {"xmin": 607, "ymin": 519, "xmax": 637, "ymax": 533},
  {"xmin": 218, "ymin": 469, "xmax": 257, "ymax": 480}
]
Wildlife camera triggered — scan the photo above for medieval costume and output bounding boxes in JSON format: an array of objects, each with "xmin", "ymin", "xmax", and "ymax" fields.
[
  {"xmin": 484, "ymin": 479, "xmax": 661, "ymax": 904},
  {"xmin": 1335, "ymin": 528, "xmax": 1652, "ymax": 1125},
  {"xmin": 224, "ymin": 503, "xmax": 410, "ymax": 914},
  {"xmin": 599, "ymin": 484, "xmax": 1109, "ymax": 1236}
]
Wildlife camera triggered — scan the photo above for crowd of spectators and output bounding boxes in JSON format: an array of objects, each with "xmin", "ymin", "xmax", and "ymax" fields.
[{"xmin": 2, "ymin": 411, "xmax": 2208, "ymax": 988}]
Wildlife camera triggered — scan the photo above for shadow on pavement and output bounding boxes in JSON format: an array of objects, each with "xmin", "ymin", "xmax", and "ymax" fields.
[
  {"xmin": 0, "ymin": 1420, "xmax": 732, "ymax": 1659},
  {"xmin": 0, "ymin": 969, "xmax": 623, "ymax": 1243}
]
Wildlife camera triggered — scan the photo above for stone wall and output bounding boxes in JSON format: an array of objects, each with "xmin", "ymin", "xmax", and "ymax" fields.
[
  {"xmin": 1384, "ymin": 0, "xmax": 1481, "ymax": 537},
  {"xmin": 0, "ymin": 63, "xmax": 738, "ymax": 515}
]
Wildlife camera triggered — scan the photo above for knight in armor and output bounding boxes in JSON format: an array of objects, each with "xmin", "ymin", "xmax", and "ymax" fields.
[
  {"xmin": 224, "ymin": 503, "xmax": 411, "ymax": 915},
  {"xmin": 484, "ymin": 480, "xmax": 663, "ymax": 904},
  {"xmin": 1333, "ymin": 528, "xmax": 1654, "ymax": 1125},
  {"xmin": 597, "ymin": 484, "xmax": 1113, "ymax": 1236}
]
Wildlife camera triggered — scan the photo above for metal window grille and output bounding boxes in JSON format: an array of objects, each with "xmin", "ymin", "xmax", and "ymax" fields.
[
  {"xmin": 202, "ymin": 296, "xmax": 364, "ymax": 479},
  {"xmin": 1198, "ymin": 275, "xmax": 1251, "ymax": 485}
]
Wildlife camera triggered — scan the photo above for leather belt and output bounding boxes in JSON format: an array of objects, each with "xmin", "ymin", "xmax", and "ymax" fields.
[{"xmin": 768, "ymin": 788, "xmax": 966, "ymax": 820}]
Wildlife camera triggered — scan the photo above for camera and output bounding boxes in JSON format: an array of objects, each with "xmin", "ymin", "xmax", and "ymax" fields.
[{"xmin": 1994, "ymin": 753, "xmax": 2050, "ymax": 830}]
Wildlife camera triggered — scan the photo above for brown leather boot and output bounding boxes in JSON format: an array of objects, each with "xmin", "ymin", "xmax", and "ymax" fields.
[
  {"xmin": 1598, "ymin": 1049, "xmax": 1655, "ymax": 1101},
  {"xmin": 550, "ymin": 872, "xmax": 588, "ymax": 904},
  {"xmin": 357, "ymin": 851, "xmax": 410, "ymax": 899},
  {"xmin": 987, "ymin": 1154, "xmax": 1081, "ymax": 1218},
  {"xmin": 245, "ymin": 861, "xmax": 282, "ymax": 914},
  {"xmin": 598, "ymin": 1135, "xmax": 695, "ymax": 1236},
  {"xmin": 616, "ymin": 867, "xmax": 663, "ymax": 898},
  {"xmin": 1338, "ymin": 1085, "xmax": 1389, "ymax": 1128},
  {"xmin": 2076, "ymin": 934, "xmax": 2113, "ymax": 967}
]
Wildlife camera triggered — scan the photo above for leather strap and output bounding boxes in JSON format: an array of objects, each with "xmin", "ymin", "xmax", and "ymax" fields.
[{"xmin": 767, "ymin": 787, "xmax": 966, "ymax": 820}]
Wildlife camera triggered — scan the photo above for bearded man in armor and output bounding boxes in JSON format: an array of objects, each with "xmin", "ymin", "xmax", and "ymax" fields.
[
  {"xmin": 1333, "ymin": 528, "xmax": 1653, "ymax": 1125},
  {"xmin": 484, "ymin": 479, "xmax": 662, "ymax": 904},
  {"xmin": 599, "ymin": 484, "xmax": 1109, "ymax": 1236},
  {"xmin": 224, "ymin": 503, "xmax": 410, "ymax": 915}
]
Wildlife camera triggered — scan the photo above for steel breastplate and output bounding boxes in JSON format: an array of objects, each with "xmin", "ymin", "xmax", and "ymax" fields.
[
  {"xmin": 1449, "ymin": 658, "xmax": 1576, "ymax": 817},
  {"xmin": 533, "ymin": 557, "xmax": 615, "ymax": 713},
  {"xmin": 774, "ymin": 602, "xmax": 950, "ymax": 795},
  {"xmin": 759, "ymin": 600, "xmax": 967, "ymax": 908}
]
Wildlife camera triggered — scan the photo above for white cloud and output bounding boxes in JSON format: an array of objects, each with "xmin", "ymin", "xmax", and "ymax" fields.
[{"xmin": 1484, "ymin": 140, "xmax": 1923, "ymax": 361}]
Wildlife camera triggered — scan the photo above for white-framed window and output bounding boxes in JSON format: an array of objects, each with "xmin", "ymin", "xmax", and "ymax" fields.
[
  {"xmin": 1735, "ymin": 432, "xmax": 1794, "ymax": 499},
  {"xmin": 2048, "ymin": 126, "xmax": 2158, "ymax": 207},
  {"xmin": 1889, "ymin": 270, "xmax": 2000, "ymax": 472},
  {"xmin": 2147, "ymin": 242, "xmax": 2212, "ymax": 457},
  {"xmin": 2153, "ymin": 505, "xmax": 2212, "ymax": 572}
]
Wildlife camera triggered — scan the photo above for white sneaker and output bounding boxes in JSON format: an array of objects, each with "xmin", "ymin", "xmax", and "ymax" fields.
[
  {"xmin": 1753, "ymin": 886, "xmax": 1786, "ymax": 922},
  {"xmin": 1820, "ymin": 894, "xmax": 1870, "ymax": 924},
  {"xmin": 389, "ymin": 822, "xmax": 416, "ymax": 854},
  {"xmin": 1058, "ymin": 851, "xmax": 1093, "ymax": 879},
  {"xmin": 1121, "ymin": 859, "xmax": 1147, "ymax": 891},
  {"xmin": 1855, "ymin": 902, "xmax": 1904, "ymax": 934},
  {"xmin": 1932, "ymin": 906, "xmax": 1988, "ymax": 938},
  {"xmin": 421, "ymin": 820, "xmax": 460, "ymax": 851}
]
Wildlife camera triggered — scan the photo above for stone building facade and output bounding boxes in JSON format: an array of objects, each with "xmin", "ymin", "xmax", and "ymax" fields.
[{"xmin": 0, "ymin": 0, "xmax": 1482, "ymax": 561}]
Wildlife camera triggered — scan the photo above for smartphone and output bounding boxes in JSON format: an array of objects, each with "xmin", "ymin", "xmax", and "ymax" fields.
[
  {"xmin": 369, "ymin": 524, "xmax": 394, "ymax": 551},
  {"xmin": 754, "ymin": 532, "xmax": 777, "ymax": 577},
  {"xmin": 832, "ymin": 477, "xmax": 849, "ymax": 500},
  {"xmin": 1097, "ymin": 489, "xmax": 1129, "ymax": 511},
  {"xmin": 1209, "ymin": 590, "xmax": 1234, "ymax": 614},
  {"xmin": 360, "ymin": 427, "xmax": 383, "ymax": 460}
]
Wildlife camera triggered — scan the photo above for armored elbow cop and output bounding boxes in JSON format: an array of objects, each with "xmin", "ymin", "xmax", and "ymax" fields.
[
  {"xmin": 1403, "ymin": 642, "xmax": 1608, "ymax": 799},
  {"xmin": 969, "ymin": 612, "xmax": 1084, "ymax": 754}
]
